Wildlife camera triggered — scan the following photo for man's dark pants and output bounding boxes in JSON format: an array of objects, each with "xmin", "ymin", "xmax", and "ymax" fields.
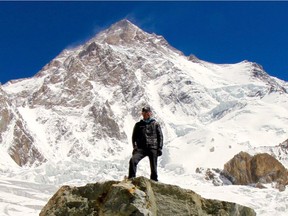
[{"xmin": 128, "ymin": 148, "xmax": 158, "ymax": 181}]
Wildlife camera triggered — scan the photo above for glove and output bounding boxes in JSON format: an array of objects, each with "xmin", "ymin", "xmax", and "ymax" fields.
[
  {"xmin": 132, "ymin": 146, "xmax": 138, "ymax": 155},
  {"xmin": 157, "ymin": 149, "xmax": 162, "ymax": 156}
]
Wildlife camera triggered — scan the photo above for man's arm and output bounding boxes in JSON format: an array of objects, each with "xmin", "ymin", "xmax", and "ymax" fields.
[
  {"xmin": 132, "ymin": 123, "xmax": 138, "ymax": 149},
  {"xmin": 156, "ymin": 123, "xmax": 163, "ymax": 150}
]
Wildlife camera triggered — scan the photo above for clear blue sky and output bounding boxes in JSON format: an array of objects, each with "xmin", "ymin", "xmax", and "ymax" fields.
[{"xmin": 1, "ymin": 1, "xmax": 288, "ymax": 84}]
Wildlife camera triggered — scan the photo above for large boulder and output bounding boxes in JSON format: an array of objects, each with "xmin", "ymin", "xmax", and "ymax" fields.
[
  {"xmin": 40, "ymin": 176, "xmax": 256, "ymax": 216},
  {"xmin": 223, "ymin": 152, "xmax": 288, "ymax": 189}
]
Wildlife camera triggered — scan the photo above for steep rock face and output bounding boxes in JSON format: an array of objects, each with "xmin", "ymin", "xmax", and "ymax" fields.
[
  {"xmin": 279, "ymin": 139, "xmax": 288, "ymax": 154},
  {"xmin": 40, "ymin": 176, "xmax": 256, "ymax": 216},
  {"xmin": 274, "ymin": 138, "xmax": 288, "ymax": 162},
  {"xmin": 0, "ymin": 88, "xmax": 13, "ymax": 143},
  {"xmin": 251, "ymin": 62, "xmax": 287, "ymax": 95},
  {"xmin": 9, "ymin": 119, "xmax": 46, "ymax": 166},
  {"xmin": 0, "ymin": 87, "xmax": 45, "ymax": 166},
  {"xmin": 223, "ymin": 152, "xmax": 288, "ymax": 188}
]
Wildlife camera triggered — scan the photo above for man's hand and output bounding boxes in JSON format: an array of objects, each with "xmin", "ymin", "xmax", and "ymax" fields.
[
  {"xmin": 132, "ymin": 146, "xmax": 138, "ymax": 154},
  {"xmin": 157, "ymin": 149, "xmax": 162, "ymax": 156}
]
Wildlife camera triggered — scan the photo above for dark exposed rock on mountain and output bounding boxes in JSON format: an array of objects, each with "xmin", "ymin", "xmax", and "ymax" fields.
[
  {"xmin": 250, "ymin": 62, "xmax": 287, "ymax": 94},
  {"xmin": 40, "ymin": 176, "xmax": 256, "ymax": 216},
  {"xmin": 0, "ymin": 87, "xmax": 45, "ymax": 166},
  {"xmin": 223, "ymin": 152, "xmax": 288, "ymax": 191},
  {"xmin": 278, "ymin": 139, "xmax": 288, "ymax": 157}
]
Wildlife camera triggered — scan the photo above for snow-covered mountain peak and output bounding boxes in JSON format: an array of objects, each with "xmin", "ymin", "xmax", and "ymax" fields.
[
  {"xmin": 105, "ymin": 19, "xmax": 139, "ymax": 34},
  {"xmin": 91, "ymin": 19, "xmax": 149, "ymax": 45},
  {"xmin": 85, "ymin": 19, "xmax": 182, "ymax": 56}
]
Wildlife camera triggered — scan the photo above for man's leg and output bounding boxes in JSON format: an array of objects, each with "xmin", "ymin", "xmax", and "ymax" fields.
[
  {"xmin": 148, "ymin": 149, "xmax": 158, "ymax": 181},
  {"xmin": 128, "ymin": 149, "xmax": 146, "ymax": 179}
]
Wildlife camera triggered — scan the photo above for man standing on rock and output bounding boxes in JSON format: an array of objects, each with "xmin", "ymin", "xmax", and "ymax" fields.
[{"xmin": 128, "ymin": 106, "xmax": 163, "ymax": 181}]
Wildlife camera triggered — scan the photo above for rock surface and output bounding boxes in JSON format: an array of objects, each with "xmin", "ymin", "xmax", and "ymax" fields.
[
  {"xmin": 40, "ymin": 176, "xmax": 256, "ymax": 216},
  {"xmin": 223, "ymin": 152, "xmax": 288, "ymax": 189},
  {"xmin": 0, "ymin": 87, "xmax": 45, "ymax": 166}
]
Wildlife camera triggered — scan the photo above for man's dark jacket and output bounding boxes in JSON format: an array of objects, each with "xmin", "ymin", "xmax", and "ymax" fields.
[{"xmin": 132, "ymin": 118, "xmax": 163, "ymax": 150}]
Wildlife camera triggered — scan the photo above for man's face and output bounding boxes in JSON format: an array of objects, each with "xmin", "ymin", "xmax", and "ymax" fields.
[{"xmin": 142, "ymin": 111, "xmax": 152, "ymax": 120}]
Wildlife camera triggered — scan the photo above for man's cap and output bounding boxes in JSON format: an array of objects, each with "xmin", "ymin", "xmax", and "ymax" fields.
[{"xmin": 142, "ymin": 106, "xmax": 151, "ymax": 112}]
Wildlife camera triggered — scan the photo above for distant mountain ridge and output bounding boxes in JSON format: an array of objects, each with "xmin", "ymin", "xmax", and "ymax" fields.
[{"xmin": 0, "ymin": 19, "xmax": 287, "ymax": 172}]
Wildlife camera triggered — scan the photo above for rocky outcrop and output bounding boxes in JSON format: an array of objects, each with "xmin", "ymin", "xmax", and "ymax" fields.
[
  {"xmin": 0, "ymin": 88, "xmax": 13, "ymax": 143},
  {"xmin": 40, "ymin": 176, "xmax": 256, "ymax": 216},
  {"xmin": 223, "ymin": 152, "xmax": 288, "ymax": 190},
  {"xmin": 278, "ymin": 138, "xmax": 288, "ymax": 156},
  {"xmin": 251, "ymin": 62, "xmax": 287, "ymax": 94},
  {"xmin": 0, "ymin": 87, "xmax": 45, "ymax": 166}
]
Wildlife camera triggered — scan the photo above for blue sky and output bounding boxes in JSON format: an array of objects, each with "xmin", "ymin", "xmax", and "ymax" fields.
[{"xmin": 1, "ymin": 1, "xmax": 288, "ymax": 84}]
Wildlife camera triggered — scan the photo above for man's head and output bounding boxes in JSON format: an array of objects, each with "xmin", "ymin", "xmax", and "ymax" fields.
[{"xmin": 142, "ymin": 106, "xmax": 152, "ymax": 120}]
